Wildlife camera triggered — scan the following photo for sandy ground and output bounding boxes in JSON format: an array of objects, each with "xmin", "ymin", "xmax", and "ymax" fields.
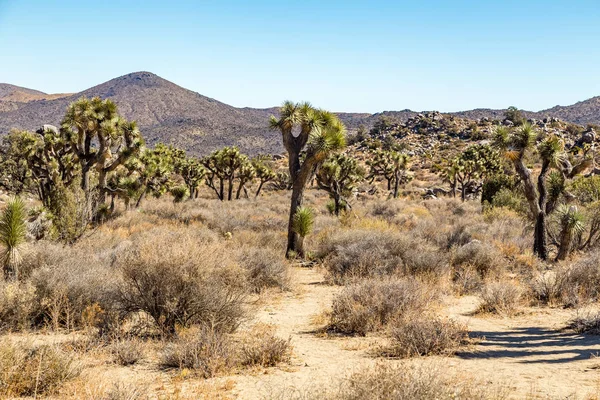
[
  {"xmin": 225, "ymin": 267, "xmax": 600, "ymax": 399},
  {"xmin": 13, "ymin": 266, "xmax": 600, "ymax": 399}
]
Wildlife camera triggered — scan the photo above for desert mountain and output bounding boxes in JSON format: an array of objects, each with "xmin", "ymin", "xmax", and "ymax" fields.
[{"xmin": 0, "ymin": 72, "xmax": 598, "ymax": 155}]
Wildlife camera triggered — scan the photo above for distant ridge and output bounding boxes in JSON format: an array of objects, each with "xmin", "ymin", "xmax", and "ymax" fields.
[{"xmin": 0, "ymin": 72, "xmax": 598, "ymax": 155}]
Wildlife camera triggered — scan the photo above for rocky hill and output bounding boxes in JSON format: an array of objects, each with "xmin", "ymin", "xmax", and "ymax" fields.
[{"xmin": 0, "ymin": 72, "xmax": 598, "ymax": 155}]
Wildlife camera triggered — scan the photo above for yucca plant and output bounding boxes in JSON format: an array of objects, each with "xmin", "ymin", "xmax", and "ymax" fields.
[
  {"xmin": 556, "ymin": 205, "xmax": 585, "ymax": 261},
  {"xmin": 0, "ymin": 197, "xmax": 28, "ymax": 280},
  {"xmin": 291, "ymin": 207, "xmax": 315, "ymax": 258}
]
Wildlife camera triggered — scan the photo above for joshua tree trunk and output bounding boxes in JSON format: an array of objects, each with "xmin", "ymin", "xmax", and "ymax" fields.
[
  {"xmin": 286, "ymin": 163, "xmax": 314, "ymax": 258},
  {"xmin": 533, "ymin": 162, "xmax": 550, "ymax": 260},
  {"xmin": 533, "ymin": 212, "xmax": 548, "ymax": 260},
  {"xmin": 333, "ymin": 193, "xmax": 341, "ymax": 216},
  {"xmin": 556, "ymin": 224, "xmax": 574, "ymax": 261},
  {"xmin": 255, "ymin": 181, "xmax": 265, "ymax": 198},
  {"xmin": 135, "ymin": 187, "xmax": 147, "ymax": 208},
  {"xmin": 287, "ymin": 181, "xmax": 305, "ymax": 258},
  {"xmin": 393, "ymin": 170, "xmax": 400, "ymax": 198},
  {"xmin": 227, "ymin": 176, "xmax": 234, "ymax": 201}
]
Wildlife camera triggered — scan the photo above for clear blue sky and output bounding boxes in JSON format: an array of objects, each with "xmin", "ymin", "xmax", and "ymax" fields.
[{"xmin": 0, "ymin": 0, "xmax": 599, "ymax": 113}]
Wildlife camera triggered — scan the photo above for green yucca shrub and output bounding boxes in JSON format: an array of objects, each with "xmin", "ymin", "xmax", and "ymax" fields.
[
  {"xmin": 0, "ymin": 197, "xmax": 27, "ymax": 280},
  {"xmin": 291, "ymin": 206, "xmax": 314, "ymax": 258},
  {"xmin": 170, "ymin": 184, "xmax": 190, "ymax": 203}
]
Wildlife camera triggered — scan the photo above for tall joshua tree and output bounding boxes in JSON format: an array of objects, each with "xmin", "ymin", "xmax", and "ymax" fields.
[
  {"xmin": 270, "ymin": 102, "xmax": 345, "ymax": 258},
  {"xmin": 494, "ymin": 124, "xmax": 591, "ymax": 260}
]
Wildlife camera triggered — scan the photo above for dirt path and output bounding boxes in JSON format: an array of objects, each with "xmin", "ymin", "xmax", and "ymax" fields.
[
  {"xmin": 228, "ymin": 267, "xmax": 378, "ymax": 399},
  {"xmin": 445, "ymin": 297, "xmax": 600, "ymax": 398},
  {"xmin": 227, "ymin": 268, "xmax": 600, "ymax": 399}
]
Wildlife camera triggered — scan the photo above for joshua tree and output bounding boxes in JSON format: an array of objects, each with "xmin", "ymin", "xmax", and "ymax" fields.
[
  {"xmin": 291, "ymin": 206, "xmax": 314, "ymax": 258},
  {"xmin": 0, "ymin": 197, "xmax": 27, "ymax": 280},
  {"xmin": 235, "ymin": 159, "xmax": 255, "ymax": 199},
  {"xmin": 445, "ymin": 144, "xmax": 501, "ymax": 201},
  {"xmin": 134, "ymin": 144, "xmax": 177, "ymax": 207},
  {"xmin": 202, "ymin": 147, "xmax": 251, "ymax": 201},
  {"xmin": 252, "ymin": 157, "xmax": 277, "ymax": 198},
  {"xmin": 270, "ymin": 102, "xmax": 345, "ymax": 258},
  {"xmin": 367, "ymin": 149, "xmax": 411, "ymax": 198},
  {"xmin": 494, "ymin": 124, "xmax": 591, "ymax": 259},
  {"xmin": 61, "ymin": 97, "xmax": 143, "ymax": 213},
  {"xmin": 316, "ymin": 154, "xmax": 365, "ymax": 215},
  {"xmin": 174, "ymin": 156, "xmax": 205, "ymax": 199}
]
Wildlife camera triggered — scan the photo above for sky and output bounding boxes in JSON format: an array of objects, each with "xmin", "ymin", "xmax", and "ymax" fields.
[{"xmin": 0, "ymin": 0, "xmax": 599, "ymax": 113}]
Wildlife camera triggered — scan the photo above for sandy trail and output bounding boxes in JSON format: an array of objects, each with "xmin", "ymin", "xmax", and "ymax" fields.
[{"xmin": 227, "ymin": 267, "xmax": 600, "ymax": 399}]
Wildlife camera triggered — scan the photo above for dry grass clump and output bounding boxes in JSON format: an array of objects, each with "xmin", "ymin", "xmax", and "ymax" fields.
[
  {"xmin": 279, "ymin": 363, "xmax": 507, "ymax": 400},
  {"xmin": 566, "ymin": 312, "xmax": 600, "ymax": 335},
  {"xmin": 238, "ymin": 324, "xmax": 292, "ymax": 367},
  {"xmin": 0, "ymin": 340, "xmax": 81, "ymax": 397},
  {"xmin": 529, "ymin": 253, "xmax": 600, "ymax": 307},
  {"xmin": 329, "ymin": 278, "xmax": 434, "ymax": 336},
  {"xmin": 236, "ymin": 246, "xmax": 290, "ymax": 293},
  {"xmin": 452, "ymin": 240, "xmax": 505, "ymax": 278},
  {"xmin": 479, "ymin": 281, "xmax": 523, "ymax": 316},
  {"xmin": 385, "ymin": 316, "xmax": 469, "ymax": 357},
  {"xmin": 0, "ymin": 281, "xmax": 37, "ymax": 331},
  {"xmin": 114, "ymin": 228, "xmax": 247, "ymax": 335},
  {"xmin": 161, "ymin": 324, "xmax": 291, "ymax": 377},
  {"xmin": 160, "ymin": 327, "xmax": 234, "ymax": 378},
  {"xmin": 109, "ymin": 339, "xmax": 145, "ymax": 366}
]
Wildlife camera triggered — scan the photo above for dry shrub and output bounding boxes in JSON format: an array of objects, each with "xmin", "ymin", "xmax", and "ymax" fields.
[
  {"xmin": 452, "ymin": 240, "xmax": 504, "ymax": 276},
  {"xmin": 567, "ymin": 312, "xmax": 600, "ymax": 335},
  {"xmin": 0, "ymin": 340, "xmax": 80, "ymax": 397},
  {"xmin": 554, "ymin": 253, "xmax": 600, "ymax": 306},
  {"xmin": 110, "ymin": 339, "xmax": 144, "ymax": 366},
  {"xmin": 317, "ymin": 362, "xmax": 506, "ymax": 400},
  {"xmin": 529, "ymin": 271, "xmax": 565, "ymax": 306},
  {"xmin": 386, "ymin": 316, "xmax": 468, "ymax": 357},
  {"xmin": 479, "ymin": 281, "xmax": 523, "ymax": 316},
  {"xmin": 329, "ymin": 278, "xmax": 433, "ymax": 336},
  {"xmin": 160, "ymin": 327, "xmax": 233, "ymax": 378},
  {"xmin": 238, "ymin": 324, "xmax": 292, "ymax": 367},
  {"xmin": 319, "ymin": 229, "xmax": 404, "ymax": 283},
  {"xmin": 319, "ymin": 229, "xmax": 447, "ymax": 284},
  {"xmin": 30, "ymin": 248, "xmax": 118, "ymax": 332},
  {"xmin": 236, "ymin": 246, "xmax": 290, "ymax": 293},
  {"xmin": 115, "ymin": 228, "xmax": 247, "ymax": 335},
  {"xmin": 0, "ymin": 281, "xmax": 37, "ymax": 331}
]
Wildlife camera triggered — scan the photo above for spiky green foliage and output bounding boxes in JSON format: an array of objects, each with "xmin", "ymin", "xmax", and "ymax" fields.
[
  {"xmin": 555, "ymin": 205, "xmax": 586, "ymax": 261},
  {"xmin": 170, "ymin": 185, "xmax": 190, "ymax": 203},
  {"xmin": 316, "ymin": 154, "xmax": 365, "ymax": 215},
  {"xmin": 366, "ymin": 150, "xmax": 411, "ymax": 198},
  {"xmin": 0, "ymin": 129, "xmax": 77, "ymax": 207},
  {"xmin": 292, "ymin": 207, "xmax": 314, "ymax": 238},
  {"xmin": 0, "ymin": 197, "xmax": 27, "ymax": 280},
  {"xmin": 271, "ymin": 101, "xmax": 346, "ymax": 258}
]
